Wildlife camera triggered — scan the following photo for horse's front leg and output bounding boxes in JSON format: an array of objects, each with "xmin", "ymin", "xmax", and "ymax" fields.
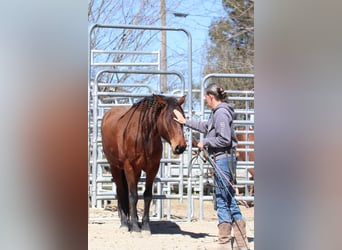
[
  {"xmin": 128, "ymin": 185, "xmax": 140, "ymax": 232},
  {"xmin": 141, "ymin": 183, "xmax": 153, "ymax": 233},
  {"xmin": 142, "ymin": 166, "xmax": 159, "ymax": 234},
  {"xmin": 124, "ymin": 163, "xmax": 141, "ymax": 233}
]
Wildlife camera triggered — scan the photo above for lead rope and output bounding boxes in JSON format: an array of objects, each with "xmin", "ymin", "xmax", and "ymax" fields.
[{"xmin": 198, "ymin": 148, "xmax": 250, "ymax": 250}]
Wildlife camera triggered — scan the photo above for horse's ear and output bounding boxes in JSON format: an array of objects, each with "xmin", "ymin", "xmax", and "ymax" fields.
[{"xmin": 178, "ymin": 95, "xmax": 186, "ymax": 105}]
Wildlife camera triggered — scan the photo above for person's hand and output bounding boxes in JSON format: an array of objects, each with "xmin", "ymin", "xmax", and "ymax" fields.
[
  {"xmin": 197, "ymin": 141, "xmax": 204, "ymax": 150},
  {"xmin": 173, "ymin": 109, "xmax": 186, "ymax": 124}
]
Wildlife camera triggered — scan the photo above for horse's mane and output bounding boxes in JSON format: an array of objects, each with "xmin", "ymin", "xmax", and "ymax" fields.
[{"xmin": 121, "ymin": 95, "xmax": 171, "ymax": 151}]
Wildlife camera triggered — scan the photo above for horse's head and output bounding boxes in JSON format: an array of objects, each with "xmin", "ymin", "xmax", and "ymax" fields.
[{"xmin": 155, "ymin": 95, "xmax": 187, "ymax": 154}]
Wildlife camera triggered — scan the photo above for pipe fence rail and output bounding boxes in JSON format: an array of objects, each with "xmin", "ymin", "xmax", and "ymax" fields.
[{"xmin": 88, "ymin": 24, "xmax": 254, "ymax": 222}]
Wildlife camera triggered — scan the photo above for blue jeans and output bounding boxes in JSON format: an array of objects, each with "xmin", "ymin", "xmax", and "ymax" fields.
[{"xmin": 214, "ymin": 155, "xmax": 243, "ymax": 224}]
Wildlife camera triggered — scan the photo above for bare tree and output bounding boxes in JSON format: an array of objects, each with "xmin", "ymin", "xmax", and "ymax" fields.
[
  {"xmin": 88, "ymin": 0, "xmax": 184, "ymax": 94},
  {"xmin": 205, "ymin": 0, "xmax": 254, "ymax": 93}
]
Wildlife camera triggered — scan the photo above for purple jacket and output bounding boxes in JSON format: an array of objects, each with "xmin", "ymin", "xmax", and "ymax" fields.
[{"xmin": 186, "ymin": 102, "xmax": 238, "ymax": 160}]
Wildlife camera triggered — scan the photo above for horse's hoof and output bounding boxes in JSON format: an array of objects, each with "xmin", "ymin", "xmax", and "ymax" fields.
[
  {"xmin": 130, "ymin": 226, "xmax": 142, "ymax": 238},
  {"xmin": 141, "ymin": 229, "xmax": 151, "ymax": 237},
  {"xmin": 141, "ymin": 223, "xmax": 151, "ymax": 236},
  {"xmin": 130, "ymin": 224, "xmax": 141, "ymax": 233},
  {"xmin": 130, "ymin": 231, "xmax": 143, "ymax": 238}
]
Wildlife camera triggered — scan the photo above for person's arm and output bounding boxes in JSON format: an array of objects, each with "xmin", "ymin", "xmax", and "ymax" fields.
[
  {"xmin": 173, "ymin": 109, "xmax": 208, "ymax": 133},
  {"xmin": 202, "ymin": 109, "xmax": 232, "ymax": 148}
]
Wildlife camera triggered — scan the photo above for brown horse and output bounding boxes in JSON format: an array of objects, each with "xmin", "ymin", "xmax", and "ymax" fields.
[
  {"xmin": 101, "ymin": 94, "xmax": 187, "ymax": 233},
  {"xmin": 236, "ymin": 127, "xmax": 254, "ymax": 196}
]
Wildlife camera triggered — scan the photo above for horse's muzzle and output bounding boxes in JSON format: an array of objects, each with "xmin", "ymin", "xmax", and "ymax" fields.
[{"xmin": 174, "ymin": 144, "xmax": 187, "ymax": 154}]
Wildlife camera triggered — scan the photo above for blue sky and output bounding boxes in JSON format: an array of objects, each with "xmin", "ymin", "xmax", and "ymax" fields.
[
  {"xmin": 165, "ymin": 0, "xmax": 226, "ymax": 84},
  {"xmin": 89, "ymin": 0, "xmax": 227, "ymax": 91}
]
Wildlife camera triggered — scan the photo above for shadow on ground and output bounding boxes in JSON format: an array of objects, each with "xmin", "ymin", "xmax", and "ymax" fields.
[
  {"xmin": 247, "ymin": 236, "xmax": 254, "ymax": 243},
  {"xmin": 149, "ymin": 221, "xmax": 210, "ymax": 239}
]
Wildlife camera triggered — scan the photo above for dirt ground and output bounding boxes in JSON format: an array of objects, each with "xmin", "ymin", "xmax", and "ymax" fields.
[{"xmin": 88, "ymin": 199, "xmax": 254, "ymax": 250}]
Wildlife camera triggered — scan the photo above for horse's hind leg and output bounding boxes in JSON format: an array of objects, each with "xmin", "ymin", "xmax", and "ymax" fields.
[{"xmin": 111, "ymin": 166, "xmax": 129, "ymax": 231}]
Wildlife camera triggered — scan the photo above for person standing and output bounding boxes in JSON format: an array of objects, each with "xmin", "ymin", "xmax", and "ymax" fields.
[{"xmin": 173, "ymin": 83, "xmax": 248, "ymax": 249}]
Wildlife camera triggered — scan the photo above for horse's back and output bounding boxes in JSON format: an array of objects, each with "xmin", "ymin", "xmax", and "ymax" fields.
[
  {"xmin": 236, "ymin": 128, "xmax": 254, "ymax": 180},
  {"xmin": 102, "ymin": 105, "xmax": 131, "ymax": 126},
  {"xmin": 101, "ymin": 105, "xmax": 131, "ymax": 165},
  {"xmin": 236, "ymin": 128, "xmax": 254, "ymax": 162}
]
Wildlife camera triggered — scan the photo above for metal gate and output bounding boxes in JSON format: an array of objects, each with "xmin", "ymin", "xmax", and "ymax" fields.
[
  {"xmin": 88, "ymin": 24, "xmax": 254, "ymax": 222},
  {"xmin": 88, "ymin": 24, "xmax": 194, "ymax": 221},
  {"xmin": 190, "ymin": 74, "xmax": 254, "ymax": 220}
]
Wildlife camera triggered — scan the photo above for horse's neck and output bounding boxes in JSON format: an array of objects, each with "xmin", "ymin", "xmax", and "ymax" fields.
[{"xmin": 128, "ymin": 107, "xmax": 161, "ymax": 148}]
